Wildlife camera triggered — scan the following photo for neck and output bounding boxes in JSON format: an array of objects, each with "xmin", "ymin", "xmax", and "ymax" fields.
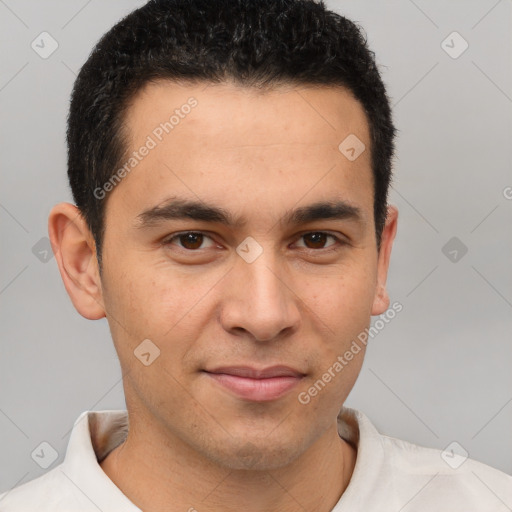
[{"xmin": 100, "ymin": 416, "xmax": 357, "ymax": 512}]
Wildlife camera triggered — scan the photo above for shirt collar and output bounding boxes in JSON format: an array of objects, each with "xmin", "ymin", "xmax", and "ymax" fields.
[
  {"xmin": 59, "ymin": 406, "xmax": 383, "ymax": 511},
  {"xmin": 60, "ymin": 410, "xmax": 140, "ymax": 511},
  {"xmin": 334, "ymin": 406, "xmax": 386, "ymax": 509}
]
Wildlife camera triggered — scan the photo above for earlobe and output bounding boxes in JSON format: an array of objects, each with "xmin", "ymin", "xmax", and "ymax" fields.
[
  {"xmin": 371, "ymin": 205, "xmax": 398, "ymax": 316},
  {"xmin": 48, "ymin": 203, "xmax": 106, "ymax": 320},
  {"xmin": 372, "ymin": 285, "xmax": 390, "ymax": 316}
]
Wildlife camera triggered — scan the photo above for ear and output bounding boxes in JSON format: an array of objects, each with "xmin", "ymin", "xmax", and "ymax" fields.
[
  {"xmin": 48, "ymin": 202, "xmax": 106, "ymax": 320},
  {"xmin": 371, "ymin": 205, "xmax": 398, "ymax": 315}
]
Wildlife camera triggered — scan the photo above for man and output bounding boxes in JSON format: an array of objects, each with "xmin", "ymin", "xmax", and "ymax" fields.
[{"xmin": 1, "ymin": 0, "xmax": 510, "ymax": 510}]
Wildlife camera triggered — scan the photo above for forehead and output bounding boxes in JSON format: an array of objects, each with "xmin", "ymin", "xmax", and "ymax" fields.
[
  {"xmin": 125, "ymin": 80, "xmax": 370, "ymax": 147},
  {"xmin": 106, "ymin": 80, "xmax": 374, "ymax": 227}
]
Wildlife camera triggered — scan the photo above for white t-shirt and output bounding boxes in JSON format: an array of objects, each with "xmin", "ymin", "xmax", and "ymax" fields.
[{"xmin": 0, "ymin": 407, "xmax": 510, "ymax": 511}]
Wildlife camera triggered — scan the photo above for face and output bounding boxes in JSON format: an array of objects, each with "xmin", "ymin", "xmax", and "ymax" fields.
[{"xmin": 56, "ymin": 81, "xmax": 397, "ymax": 471}]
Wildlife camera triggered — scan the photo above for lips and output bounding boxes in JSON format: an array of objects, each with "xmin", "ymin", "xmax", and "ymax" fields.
[{"xmin": 203, "ymin": 365, "xmax": 305, "ymax": 402}]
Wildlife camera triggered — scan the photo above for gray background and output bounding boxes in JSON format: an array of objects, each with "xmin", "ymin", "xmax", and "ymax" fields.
[{"xmin": 0, "ymin": 0, "xmax": 511, "ymax": 494}]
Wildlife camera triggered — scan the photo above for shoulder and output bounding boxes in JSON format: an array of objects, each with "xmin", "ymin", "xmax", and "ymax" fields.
[
  {"xmin": 0, "ymin": 409, "xmax": 132, "ymax": 512},
  {"xmin": 0, "ymin": 463, "xmax": 96, "ymax": 511},
  {"xmin": 340, "ymin": 408, "xmax": 512, "ymax": 510},
  {"xmin": 380, "ymin": 433, "xmax": 512, "ymax": 508}
]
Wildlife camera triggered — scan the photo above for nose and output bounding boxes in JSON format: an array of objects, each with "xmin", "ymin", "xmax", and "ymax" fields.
[{"xmin": 219, "ymin": 247, "xmax": 301, "ymax": 342}]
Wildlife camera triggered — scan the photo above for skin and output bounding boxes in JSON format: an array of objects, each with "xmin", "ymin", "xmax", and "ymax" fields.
[{"xmin": 48, "ymin": 81, "xmax": 398, "ymax": 512}]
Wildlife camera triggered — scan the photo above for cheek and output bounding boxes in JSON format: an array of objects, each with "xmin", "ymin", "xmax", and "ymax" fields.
[
  {"xmin": 296, "ymin": 261, "xmax": 376, "ymax": 397},
  {"xmin": 305, "ymin": 262, "xmax": 377, "ymax": 334},
  {"xmin": 102, "ymin": 257, "xmax": 224, "ymax": 353},
  {"xmin": 100, "ymin": 256, "xmax": 166, "ymax": 355}
]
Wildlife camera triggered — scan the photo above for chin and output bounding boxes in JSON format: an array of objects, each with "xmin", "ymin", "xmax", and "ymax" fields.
[{"xmin": 207, "ymin": 437, "xmax": 304, "ymax": 471}]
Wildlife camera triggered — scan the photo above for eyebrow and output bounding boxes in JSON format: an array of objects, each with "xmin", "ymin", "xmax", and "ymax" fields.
[{"xmin": 135, "ymin": 196, "xmax": 364, "ymax": 230}]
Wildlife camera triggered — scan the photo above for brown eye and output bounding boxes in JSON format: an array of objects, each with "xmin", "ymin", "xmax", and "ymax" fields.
[
  {"xmin": 298, "ymin": 232, "xmax": 338, "ymax": 250},
  {"xmin": 164, "ymin": 232, "xmax": 215, "ymax": 251},
  {"xmin": 178, "ymin": 232, "xmax": 204, "ymax": 250},
  {"xmin": 303, "ymin": 232, "xmax": 328, "ymax": 249}
]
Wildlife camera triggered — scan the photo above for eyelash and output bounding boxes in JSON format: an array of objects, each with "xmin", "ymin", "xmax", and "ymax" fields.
[{"xmin": 162, "ymin": 231, "xmax": 345, "ymax": 253}]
